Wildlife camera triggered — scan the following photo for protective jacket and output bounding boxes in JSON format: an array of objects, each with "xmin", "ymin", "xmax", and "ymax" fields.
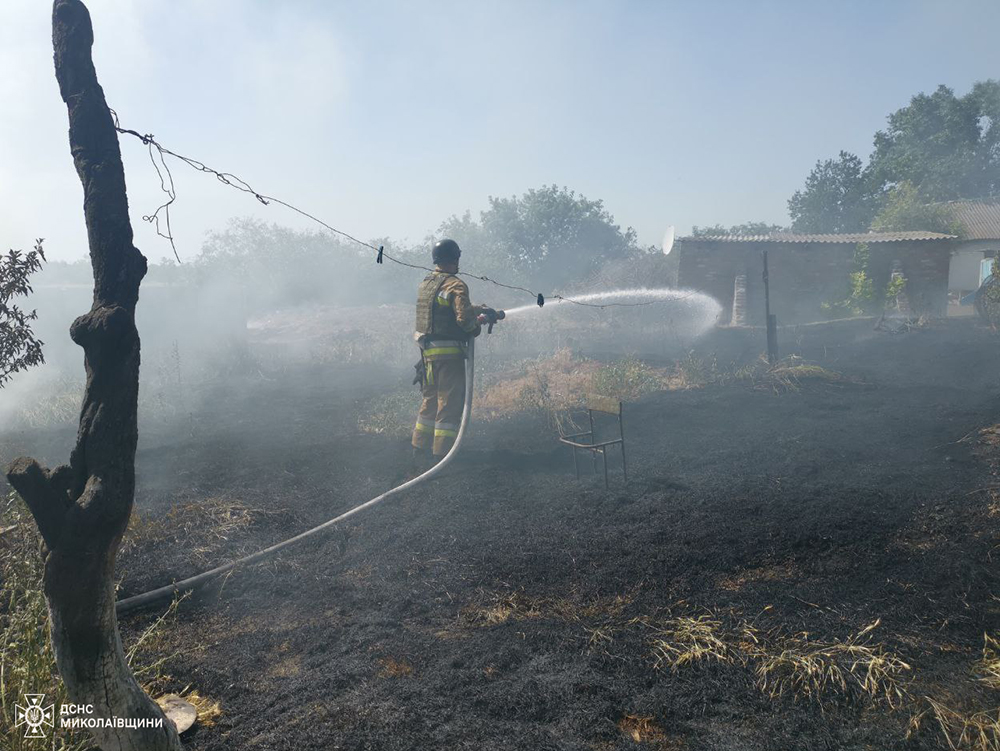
[
  {"xmin": 414, "ymin": 268, "xmax": 482, "ymax": 360},
  {"xmin": 412, "ymin": 267, "xmax": 481, "ymax": 456}
]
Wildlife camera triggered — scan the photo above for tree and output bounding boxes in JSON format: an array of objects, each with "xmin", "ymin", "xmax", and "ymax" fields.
[
  {"xmin": 788, "ymin": 151, "xmax": 878, "ymax": 233},
  {"xmin": 5, "ymin": 2, "xmax": 182, "ymax": 749},
  {"xmin": 0, "ymin": 240, "xmax": 46, "ymax": 387},
  {"xmin": 870, "ymin": 181, "xmax": 962, "ymax": 235},
  {"xmin": 438, "ymin": 185, "xmax": 642, "ymax": 294},
  {"xmin": 690, "ymin": 221, "xmax": 786, "ymax": 237},
  {"xmin": 870, "ymin": 82, "xmax": 1000, "ymax": 201},
  {"xmin": 788, "ymin": 81, "xmax": 1000, "ymax": 232},
  {"xmin": 195, "ymin": 217, "xmax": 417, "ymax": 310}
]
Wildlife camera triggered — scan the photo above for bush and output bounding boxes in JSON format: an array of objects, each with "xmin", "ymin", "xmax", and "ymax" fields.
[
  {"xmin": 593, "ymin": 355, "xmax": 668, "ymax": 401},
  {"xmin": 0, "ymin": 240, "xmax": 46, "ymax": 388}
]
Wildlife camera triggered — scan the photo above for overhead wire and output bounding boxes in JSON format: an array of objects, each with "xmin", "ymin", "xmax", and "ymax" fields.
[{"xmin": 111, "ymin": 111, "xmax": 696, "ymax": 309}]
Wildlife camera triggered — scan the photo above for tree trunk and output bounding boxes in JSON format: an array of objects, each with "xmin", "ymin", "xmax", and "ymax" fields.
[{"xmin": 5, "ymin": 2, "xmax": 182, "ymax": 749}]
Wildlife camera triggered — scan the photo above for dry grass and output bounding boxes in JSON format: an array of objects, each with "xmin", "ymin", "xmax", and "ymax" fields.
[
  {"xmin": 651, "ymin": 615, "xmax": 736, "ymax": 671},
  {"xmin": 0, "ymin": 496, "xmax": 90, "ymax": 751},
  {"xmin": 724, "ymin": 355, "xmax": 850, "ymax": 394},
  {"xmin": 476, "ymin": 348, "xmax": 601, "ymax": 420},
  {"xmin": 617, "ymin": 714, "xmax": 666, "ymax": 744},
  {"xmin": 978, "ymin": 634, "xmax": 1000, "ymax": 690},
  {"xmin": 378, "ymin": 657, "xmax": 415, "ymax": 678},
  {"xmin": 180, "ymin": 689, "xmax": 224, "ymax": 728},
  {"xmin": 461, "ymin": 591, "xmax": 544, "ymax": 626},
  {"xmin": 614, "ymin": 606, "xmax": 914, "ymax": 712},
  {"xmin": 717, "ymin": 560, "xmax": 799, "ymax": 591},
  {"xmin": 123, "ymin": 494, "xmax": 286, "ymax": 563},
  {"xmin": 921, "ymin": 698, "xmax": 1000, "ymax": 751},
  {"xmin": 353, "ymin": 349, "xmax": 690, "ymax": 437},
  {"xmin": 592, "ymin": 355, "xmax": 674, "ymax": 402},
  {"xmin": 357, "ymin": 389, "xmax": 420, "ymax": 437},
  {"xmin": 477, "ymin": 349, "xmax": 681, "ymax": 425},
  {"xmin": 462, "ymin": 588, "xmax": 637, "ymax": 629},
  {"xmin": 1, "ymin": 492, "xmax": 194, "ymax": 750},
  {"xmin": 754, "ymin": 620, "xmax": 911, "ymax": 708}
]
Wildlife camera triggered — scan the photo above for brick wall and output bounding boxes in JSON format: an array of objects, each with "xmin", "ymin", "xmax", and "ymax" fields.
[{"xmin": 677, "ymin": 239, "xmax": 952, "ymax": 324}]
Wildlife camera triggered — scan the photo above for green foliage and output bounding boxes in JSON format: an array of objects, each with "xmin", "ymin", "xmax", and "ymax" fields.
[
  {"xmin": 788, "ymin": 152, "xmax": 878, "ymax": 233},
  {"xmin": 690, "ymin": 222, "xmax": 786, "ymax": 237},
  {"xmin": 438, "ymin": 185, "xmax": 642, "ymax": 294},
  {"xmin": 592, "ymin": 355, "xmax": 665, "ymax": 401},
  {"xmin": 789, "ymin": 80, "xmax": 1000, "ymax": 232},
  {"xmin": 871, "ymin": 81, "xmax": 1000, "ymax": 201},
  {"xmin": 821, "ymin": 242, "xmax": 911, "ymax": 317},
  {"xmin": 870, "ymin": 181, "xmax": 963, "ymax": 235},
  {"xmin": 674, "ymin": 352, "xmax": 718, "ymax": 387},
  {"xmin": 0, "ymin": 240, "xmax": 46, "ymax": 388},
  {"xmin": 822, "ymin": 243, "xmax": 880, "ymax": 317},
  {"xmin": 884, "ymin": 273, "xmax": 907, "ymax": 305}
]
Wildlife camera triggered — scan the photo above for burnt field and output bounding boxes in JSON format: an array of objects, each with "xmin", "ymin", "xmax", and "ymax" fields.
[{"xmin": 5, "ymin": 317, "xmax": 1000, "ymax": 750}]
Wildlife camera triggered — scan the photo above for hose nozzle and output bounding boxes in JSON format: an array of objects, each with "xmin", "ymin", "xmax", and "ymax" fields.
[{"xmin": 479, "ymin": 307, "xmax": 505, "ymax": 333}]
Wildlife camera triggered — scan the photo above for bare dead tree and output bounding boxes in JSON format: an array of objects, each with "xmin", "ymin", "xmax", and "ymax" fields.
[{"xmin": 5, "ymin": 2, "xmax": 182, "ymax": 749}]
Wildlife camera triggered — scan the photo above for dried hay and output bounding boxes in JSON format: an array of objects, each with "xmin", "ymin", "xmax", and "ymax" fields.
[
  {"xmin": 651, "ymin": 614, "xmax": 735, "ymax": 671},
  {"xmin": 753, "ymin": 620, "xmax": 911, "ymax": 708}
]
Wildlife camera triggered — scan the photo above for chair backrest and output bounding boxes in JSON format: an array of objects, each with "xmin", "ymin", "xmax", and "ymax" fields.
[{"xmin": 586, "ymin": 394, "xmax": 622, "ymax": 416}]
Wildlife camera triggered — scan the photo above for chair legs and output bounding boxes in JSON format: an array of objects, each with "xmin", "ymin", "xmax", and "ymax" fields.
[{"xmin": 566, "ymin": 444, "xmax": 625, "ymax": 488}]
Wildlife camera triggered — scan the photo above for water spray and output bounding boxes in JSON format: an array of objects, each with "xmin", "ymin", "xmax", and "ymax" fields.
[{"xmin": 504, "ymin": 287, "xmax": 719, "ymax": 321}]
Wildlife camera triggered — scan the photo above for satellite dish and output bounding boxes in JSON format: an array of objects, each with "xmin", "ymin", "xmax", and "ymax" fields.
[{"xmin": 662, "ymin": 226, "xmax": 675, "ymax": 256}]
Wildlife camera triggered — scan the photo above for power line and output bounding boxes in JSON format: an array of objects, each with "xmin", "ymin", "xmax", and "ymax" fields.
[{"xmin": 112, "ymin": 112, "xmax": 696, "ymax": 310}]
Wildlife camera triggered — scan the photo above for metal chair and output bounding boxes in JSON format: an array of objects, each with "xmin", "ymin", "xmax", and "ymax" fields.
[{"xmin": 558, "ymin": 394, "xmax": 627, "ymax": 488}]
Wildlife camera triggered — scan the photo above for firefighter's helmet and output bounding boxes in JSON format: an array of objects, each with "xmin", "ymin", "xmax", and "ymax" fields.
[{"xmin": 432, "ymin": 238, "xmax": 461, "ymax": 265}]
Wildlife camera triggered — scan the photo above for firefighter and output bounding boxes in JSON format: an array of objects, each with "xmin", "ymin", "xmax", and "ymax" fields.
[{"xmin": 411, "ymin": 238, "xmax": 489, "ymax": 461}]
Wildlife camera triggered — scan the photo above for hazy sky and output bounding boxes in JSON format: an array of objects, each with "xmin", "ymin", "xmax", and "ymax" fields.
[{"xmin": 2, "ymin": 0, "xmax": 999, "ymax": 263}]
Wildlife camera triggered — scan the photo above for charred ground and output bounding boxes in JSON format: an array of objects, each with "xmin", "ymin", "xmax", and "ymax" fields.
[{"xmin": 4, "ymin": 318, "xmax": 1000, "ymax": 750}]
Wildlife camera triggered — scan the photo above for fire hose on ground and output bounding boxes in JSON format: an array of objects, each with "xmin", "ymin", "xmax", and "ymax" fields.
[{"xmin": 115, "ymin": 336, "xmax": 482, "ymax": 614}]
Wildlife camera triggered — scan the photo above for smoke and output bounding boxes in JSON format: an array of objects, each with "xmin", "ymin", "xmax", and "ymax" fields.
[{"xmin": 0, "ymin": 214, "xmax": 728, "ymax": 510}]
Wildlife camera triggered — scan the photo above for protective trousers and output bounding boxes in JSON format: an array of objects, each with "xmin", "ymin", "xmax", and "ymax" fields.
[{"xmin": 412, "ymin": 357, "xmax": 466, "ymax": 456}]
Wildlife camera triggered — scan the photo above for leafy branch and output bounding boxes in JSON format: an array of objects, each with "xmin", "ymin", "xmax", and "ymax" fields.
[{"xmin": 0, "ymin": 239, "xmax": 46, "ymax": 387}]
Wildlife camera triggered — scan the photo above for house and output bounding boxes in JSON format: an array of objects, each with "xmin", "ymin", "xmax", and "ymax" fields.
[
  {"xmin": 675, "ymin": 231, "xmax": 955, "ymax": 325},
  {"xmin": 945, "ymin": 199, "xmax": 1000, "ymax": 306}
]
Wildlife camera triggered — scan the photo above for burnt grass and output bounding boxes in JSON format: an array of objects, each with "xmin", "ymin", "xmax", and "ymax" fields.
[{"xmin": 8, "ymin": 318, "xmax": 1000, "ymax": 749}]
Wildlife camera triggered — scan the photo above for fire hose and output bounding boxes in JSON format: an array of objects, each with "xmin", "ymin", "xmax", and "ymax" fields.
[{"xmin": 115, "ymin": 332, "xmax": 487, "ymax": 614}]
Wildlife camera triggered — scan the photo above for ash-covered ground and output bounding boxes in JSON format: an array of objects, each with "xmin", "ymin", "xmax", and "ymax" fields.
[{"xmin": 4, "ymin": 317, "xmax": 1000, "ymax": 750}]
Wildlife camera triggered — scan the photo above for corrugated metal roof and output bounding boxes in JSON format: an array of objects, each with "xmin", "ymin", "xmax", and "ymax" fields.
[
  {"xmin": 948, "ymin": 199, "xmax": 1000, "ymax": 240},
  {"xmin": 678, "ymin": 231, "xmax": 955, "ymax": 244}
]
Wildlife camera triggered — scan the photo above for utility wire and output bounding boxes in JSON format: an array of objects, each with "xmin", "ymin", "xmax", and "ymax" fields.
[{"xmin": 112, "ymin": 112, "xmax": 696, "ymax": 310}]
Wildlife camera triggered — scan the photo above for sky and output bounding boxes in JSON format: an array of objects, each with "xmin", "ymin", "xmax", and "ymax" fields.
[{"xmin": 1, "ymin": 0, "xmax": 999, "ymax": 263}]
